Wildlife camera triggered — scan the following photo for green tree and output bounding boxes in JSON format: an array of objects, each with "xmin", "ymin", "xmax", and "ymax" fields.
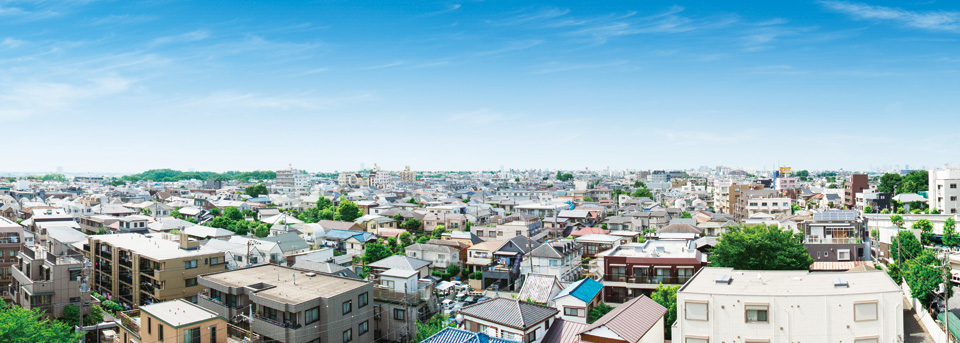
[
  {"xmin": 631, "ymin": 188, "xmax": 653, "ymax": 198},
  {"xmin": 316, "ymin": 197, "xmax": 333, "ymax": 210},
  {"xmin": 634, "ymin": 180, "xmax": 645, "ymax": 188},
  {"xmin": 209, "ymin": 207, "xmax": 221, "ymax": 217},
  {"xmin": 903, "ymin": 249, "xmax": 952, "ymax": 305},
  {"xmin": 252, "ymin": 223, "xmax": 270, "ymax": 238},
  {"xmin": 224, "ymin": 207, "xmax": 244, "ymax": 221},
  {"xmin": 890, "ymin": 215, "xmax": 904, "ymax": 229},
  {"xmin": 446, "ymin": 264, "xmax": 461, "ymax": 278},
  {"xmin": 432, "ymin": 225, "xmax": 446, "ymax": 239},
  {"xmin": 171, "ymin": 210, "xmax": 183, "ymax": 219},
  {"xmin": 582, "ymin": 196, "xmax": 595, "ymax": 203},
  {"xmin": 708, "ymin": 225, "xmax": 813, "ymax": 270},
  {"xmin": 399, "ymin": 232, "xmax": 414, "ymax": 246},
  {"xmin": 944, "ymin": 218, "xmax": 958, "ymax": 247},
  {"xmin": 651, "ymin": 284, "xmax": 680, "ymax": 340},
  {"xmin": 61, "ymin": 304, "xmax": 81, "ymax": 327},
  {"xmin": 891, "ymin": 230, "xmax": 922, "ymax": 263},
  {"xmin": 402, "ymin": 219, "xmax": 423, "ymax": 231},
  {"xmin": 913, "ymin": 218, "xmax": 934, "ymax": 245},
  {"xmin": 680, "ymin": 211, "xmax": 692, "ymax": 219},
  {"xmin": 878, "ymin": 173, "xmax": 902, "ymax": 194},
  {"xmin": 83, "ymin": 305, "xmax": 104, "ymax": 326},
  {"xmin": 336, "ymin": 200, "xmax": 362, "ymax": 222},
  {"xmin": 0, "ymin": 300, "xmax": 85, "ymax": 343},
  {"xmin": 864, "ymin": 206, "xmax": 872, "ymax": 214},
  {"xmin": 587, "ymin": 303, "xmax": 613, "ymax": 324},
  {"xmin": 413, "ymin": 314, "xmax": 455, "ymax": 342},
  {"xmin": 363, "ymin": 243, "xmax": 393, "ymax": 264},
  {"xmin": 244, "ymin": 184, "xmax": 268, "ymax": 197}
]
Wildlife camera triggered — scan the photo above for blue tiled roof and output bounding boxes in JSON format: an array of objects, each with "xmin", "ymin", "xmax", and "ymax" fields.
[
  {"xmin": 554, "ymin": 278, "xmax": 603, "ymax": 303},
  {"xmin": 421, "ymin": 328, "xmax": 521, "ymax": 343}
]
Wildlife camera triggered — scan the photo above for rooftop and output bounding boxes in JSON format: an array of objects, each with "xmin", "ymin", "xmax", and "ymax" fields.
[
  {"xmin": 680, "ymin": 267, "xmax": 901, "ymax": 296},
  {"xmin": 140, "ymin": 299, "xmax": 221, "ymax": 328},
  {"xmin": 92, "ymin": 233, "xmax": 220, "ymax": 260},
  {"xmin": 201, "ymin": 264, "xmax": 370, "ymax": 304}
]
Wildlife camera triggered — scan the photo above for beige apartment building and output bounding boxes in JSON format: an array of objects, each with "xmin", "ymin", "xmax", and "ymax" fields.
[
  {"xmin": 0, "ymin": 218, "xmax": 24, "ymax": 301},
  {"xmin": 85, "ymin": 232, "xmax": 225, "ymax": 309},
  {"xmin": 117, "ymin": 299, "xmax": 229, "ymax": 343},
  {"xmin": 12, "ymin": 226, "xmax": 91, "ymax": 319},
  {"xmin": 198, "ymin": 264, "xmax": 375, "ymax": 343}
]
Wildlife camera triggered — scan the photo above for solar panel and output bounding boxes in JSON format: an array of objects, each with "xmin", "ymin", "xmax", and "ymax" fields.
[{"xmin": 813, "ymin": 210, "xmax": 857, "ymax": 221}]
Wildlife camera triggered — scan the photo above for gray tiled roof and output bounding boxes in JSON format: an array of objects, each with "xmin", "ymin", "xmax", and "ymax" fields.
[
  {"xmin": 460, "ymin": 297, "xmax": 559, "ymax": 330},
  {"xmin": 368, "ymin": 255, "xmax": 431, "ymax": 270},
  {"xmin": 582, "ymin": 295, "xmax": 666, "ymax": 342}
]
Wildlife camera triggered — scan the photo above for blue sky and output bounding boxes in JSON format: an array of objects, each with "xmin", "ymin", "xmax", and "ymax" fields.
[{"xmin": 2, "ymin": 0, "xmax": 959, "ymax": 173}]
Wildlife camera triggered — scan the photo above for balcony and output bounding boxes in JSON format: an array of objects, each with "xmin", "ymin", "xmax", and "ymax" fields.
[
  {"xmin": 118, "ymin": 310, "xmax": 141, "ymax": 334},
  {"xmin": 604, "ymin": 275, "xmax": 692, "ymax": 285},
  {"xmin": 252, "ymin": 314, "xmax": 309, "ymax": 342},
  {"xmin": 805, "ymin": 237, "xmax": 860, "ymax": 245},
  {"xmin": 11, "ymin": 267, "xmax": 56, "ymax": 294}
]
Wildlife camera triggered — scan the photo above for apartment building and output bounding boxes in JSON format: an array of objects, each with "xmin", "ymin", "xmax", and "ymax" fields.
[
  {"xmin": 116, "ymin": 299, "xmax": 229, "ymax": 343},
  {"xmin": 85, "ymin": 233, "xmax": 225, "ymax": 309},
  {"xmin": 844, "ymin": 174, "xmax": 869, "ymax": 209},
  {"xmin": 674, "ymin": 267, "xmax": 902, "ymax": 343},
  {"xmin": 198, "ymin": 264, "xmax": 375, "ymax": 343},
  {"xmin": 405, "ymin": 243, "xmax": 460, "ymax": 271},
  {"xmin": 522, "ymin": 240, "xmax": 582, "ymax": 282},
  {"xmin": 598, "ymin": 238, "xmax": 704, "ymax": 303},
  {"xmin": 802, "ymin": 210, "xmax": 870, "ymax": 262},
  {"xmin": 475, "ymin": 215, "xmax": 544, "ymax": 242},
  {"xmin": 929, "ymin": 167, "xmax": 960, "ymax": 214},
  {"xmin": 0, "ymin": 218, "xmax": 24, "ymax": 300},
  {"xmin": 734, "ymin": 189, "xmax": 791, "ymax": 220},
  {"xmin": 726, "ymin": 184, "xmax": 764, "ymax": 218},
  {"xmin": 12, "ymin": 226, "xmax": 90, "ymax": 319},
  {"xmin": 399, "ymin": 165, "xmax": 416, "ymax": 182}
]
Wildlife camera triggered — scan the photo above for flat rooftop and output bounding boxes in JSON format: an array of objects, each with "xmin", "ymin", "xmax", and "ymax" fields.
[
  {"xmin": 141, "ymin": 299, "xmax": 220, "ymax": 328},
  {"xmin": 681, "ymin": 267, "xmax": 900, "ymax": 296},
  {"xmin": 202, "ymin": 265, "xmax": 370, "ymax": 304},
  {"xmin": 93, "ymin": 233, "xmax": 220, "ymax": 260},
  {"xmin": 603, "ymin": 240, "xmax": 698, "ymax": 258}
]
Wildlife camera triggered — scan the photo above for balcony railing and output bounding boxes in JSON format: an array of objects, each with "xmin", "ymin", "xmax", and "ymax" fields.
[
  {"xmin": 604, "ymin": 275, "xmax": 692, "ymax": 285},
  {"xmin": 805, "ymin": 237, "xmax": 860, "ymax": 245},
  {"xmin": 21, "ymin": 247, "xmax": 35, "ymax": 259},
  {"xmin": 119, "ymin": 310, "xmax": 141, "ymax": 333},
  {"xmin": 228, "ymin": 323, "xmax": 262, "ymax": 343},
  {"xmin": 252, "ymin": 313, "xmax": 302, "ymax": 329}
]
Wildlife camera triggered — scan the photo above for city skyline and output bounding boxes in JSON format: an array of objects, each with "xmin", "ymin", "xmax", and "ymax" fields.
[{"xmin": 2, "ymin": 0, "xmax": 959, "ymax": 172}]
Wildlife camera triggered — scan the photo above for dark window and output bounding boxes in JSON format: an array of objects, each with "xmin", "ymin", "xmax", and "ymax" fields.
[
  {"xmin": 358, "ymin": 292, "xmax": 369, "ymax": 308},
  {"xmin": 210, "ymin": 326, "xmax": 217, "ymax": 343},
  {"xmin": 185, "ymin": 277, "xmax": 198, "ymax": 287},
  {"xmin": 343, "ymin": 329, "xmax": 353, "ymax": 343},
  {"xmin": 394, "ymin": 308, "xmax": 406, "ymax": 320},
  {"xmin": 148, "ymin": 317, "xmax": 152, "ymax": 334},
  {"xmin": 342, "ymin": 300, "xmax": 352, "ymax": 314},
  {"xmin": 158, "ymin": 323, "xmax": 164, "ymax": 341},
  {"xmin": 359, "ymin": 320, "xmax": 369, "ymax": 335}
]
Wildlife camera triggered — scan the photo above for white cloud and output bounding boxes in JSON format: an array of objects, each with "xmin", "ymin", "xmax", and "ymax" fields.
[
  {"xmin": 820, "ymin": 1, "xmax": 960, "ymax": 32},
  {"xmin": 476, "ymin": 40, "xmax": 543, "ymax": 56},
  {"xmin": 150, "ymin": 30, "xmax": 211, "ymax": 47},
  {"xmin": 531, "ymin": 60, "xmax": 637, "ymax": 74},
  {"xmin": 1, "ymin": 37, "xmax": 27, "ymax": 48},
  {"xmin": 0, "ymin": 77, "xmax": 134, "ymax": 121}
]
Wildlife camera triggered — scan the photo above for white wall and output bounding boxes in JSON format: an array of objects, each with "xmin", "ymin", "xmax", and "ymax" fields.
[
  {"xmin": 639, "ymin": 316, "xmax": 665, "ymax": 343},
  {"xmin": 554, "ymin": 295, "xmax": 588, "ymax": 324}
]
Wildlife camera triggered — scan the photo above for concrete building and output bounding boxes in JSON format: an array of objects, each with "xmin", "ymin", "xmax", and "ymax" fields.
[
  {"xmin": 598, "ymin": 238, "xmax": 704, "ymax": 303},
  {"xmin": 85, "ymin": 233, "xmax": 226, "ymax": 309},
  {"xmin": 116, "ymin": 299, "xmax": 229, "ymax": 343},
  {"xmin": 523, "ymin": 240, "xmax": 582, "ymax": 282},
  {"xmin": 276, "ymin": 166, "xmax": 308, "ymax": 194},
  {"xmin": 844, "ymin": 174, "xmax": 869, "ymax": 209},
  {"xmin": 400, "ymin": 165, "xmax": 416, "ymax": 182},
  {"xmin": 11, "ymin": 226, "xmax": 90, "ymax": 319},
  {"xmin": 929, "ymin": 167, "xmax": 960, "ymax": 214},
  {"xmin": 198, "ymin": 264, "xmax": 375, "ymax": 343},
  {"xmin": 802, "ymin": 210, "xmax": 870, "ymax": 263},
  {"xmin": 673, "ymin": 267, "xmax": 902, "ymax": 343},
  {"xmin": 0, "ymin": 218, "xmax": 24, "ymax": 301},
  {"xmin": 726, "ymin": 184, "xmax": 764, "ymax": 218}
]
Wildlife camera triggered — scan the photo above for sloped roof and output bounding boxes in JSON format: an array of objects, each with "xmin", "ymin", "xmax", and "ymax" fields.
[
  {"xmin": 421, "ymin": 327, "xmax": 520, "ymax": 343},
  {"xmin": 582, "ymin": 295, "xmax": 666, "ymax": 343},
  {"xmin": 293, "ymin": 260, "xmax": 361, "ymax": 279},
  {"xmin": 460, "ymin": 298, "xmax": 559, "ymax": 330},
  {"xmin": 517, "ymin": 274, "xmax": 561, "ymax": 304},
  {"xmin": 368, "ymin": 255, "xmax": 431, "ymax": 271},
  {"xmin": 570, "ymin": 227, "xmax": 609, "ymax": 237},
  {"xmin": 554, "ymin": 277, "xmax": 603, "ymax": 303},
  {"xmin": 542, "ymin": 318, "xmax": 586, "ymax": 343},
  {"xmin": 183, "ymin": 225, "xmax": 233, "ymax": 238},
  {"xmin": 259, "ymin": 232, "xmax": 310, "ymax": 252},
  {"xmin": 657, "ymin": 223, "xmax": 702, "ymax": 234}
]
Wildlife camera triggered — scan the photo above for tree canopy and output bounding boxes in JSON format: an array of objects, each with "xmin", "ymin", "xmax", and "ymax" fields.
[
  {"xmin": 0, "ymin": 300, "xmax": 85, "ymax": 343},
  {"xmin": 363, "ymin": 243, "xmax": 393, "ymax": 264},
  {"xmin": 587, "ymin": 303, "xmax": 613, "ymax": 324},
  {"xmin": 903, "ymin": 249, "xmax": 952, "ymax": 305},
  {"xmin": 913, "ymin": 219, "xmax": 934, "ymax": 245},
  {"xmin": 123, "ymin": 169, "xmax": 276, "ymax": 182},
  {"xmin": 245, "ymin": 184, "xmax": 268, "ymax": 198},
  {"xmin": 413, "ymin": 314, "xmax": 455, "ymax": 342},
  {"xmin": 891, "ymin": 230, "xmax": 922, "ymax": 263},
  {"xmin": 651, "ymin": 284, "xmax": 680, "ymax": 340},
  {"xmin": 708, "ymin": 225, "xmax": 813, "ymax": 270},
  {"xmin": 631, "ymin": 188, "xmax": 653, "ymax": 198},
  {"xmin": 878, "ymin": 171, "xmax": 928, "ymax": 194},
  {"xmin": 890, "ymin": 215, "xmax": 904, "ymax": 229},
  {"xmin": 336, "ymin": 200, "xmax": 362, "ymax": 222},
  {"xmin": 943, "ymin": 218, "xmax": 958, "ymax": 247}
]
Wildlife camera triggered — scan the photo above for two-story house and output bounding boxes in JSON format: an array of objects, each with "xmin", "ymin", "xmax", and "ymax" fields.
[
  {"xmin": 598, "ymin": 238, "xmax": 704, "ymax": 303},
  {"xmin": 523, "ymin": 241, "xmax": 582, "ymax": 282},
  {"xmin": 405, "ymin": 243, "xmax": 460, "ymax": 272},
  {"xmin": 461, "ymin": 298, "xmax": 559, "ymax": 343}
]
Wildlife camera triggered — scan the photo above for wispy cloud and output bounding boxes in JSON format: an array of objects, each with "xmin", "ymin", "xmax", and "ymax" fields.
[
  {"xmin": 178, "ymin": 91, "xmax": 372, "ymax": 113},
  {"xmin": 476, "ymin": 40, "xmax": 542, "ymax": 56},
  {"xmin": 531, "ymin": 60, "xmax": 637, "ymax": 74},
  {"xmin": 357, "ymin": 61, "xmax": 404, "ymax": 70},
  {"xmin": 1, "ymin": 37, "xmax": 27, "ymax": 48},
  {"xmin": 423, "ymin": 4, "xmax": 461, "ymax": 17},
  {"xmin": 0, "ymin": 77, "xmax": 134, "ymax": 121},
  {"xmin": 89, "ymin": 14, "xmax": 158, "ymax": 26},
  {"xmin": 150, "ymin": 30, "xmax": 211, "ymax": 47},
  {"xmin": 490, "ymin": 8, "xmax": 570, "ymax": 26},
  {"xmin": 820, "ymin": 1, "xmax": 960, "ymax": 32}
]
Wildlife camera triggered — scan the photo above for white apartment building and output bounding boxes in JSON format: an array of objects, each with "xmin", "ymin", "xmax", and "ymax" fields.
[
  {"xmin": 743, "ymin": 197, "xmax": 792, "ymax": 218},
  {"xmin": 275, "ymin": 167, "xmax": 308, "ymax": 194},
  {"xmin": 929, "ymin": 167, "xmax": 960, "ymax": 214},
  {"xmin": 774, "ymin": 177, "xmax": 798, "ymax": 190},
  {"xmin": 674, "ymin": 267, "xmax": 902, "ymax": 343}
]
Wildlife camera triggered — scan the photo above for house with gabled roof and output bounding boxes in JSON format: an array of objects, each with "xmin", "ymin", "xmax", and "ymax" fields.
[
  {"xmin": 552, "ymin": 278, "xmax": 604, "ymax": 324},
  {"xmin": 460, "ymin": 298, "xmax": 559, "ymax": 343},
  {"xmin": 421, "ymin": 327, "xmax": 521, "ymax": 343},
  {"xmin": 579, "ymin": 295, "xmax": 666, "ymax": 343}
]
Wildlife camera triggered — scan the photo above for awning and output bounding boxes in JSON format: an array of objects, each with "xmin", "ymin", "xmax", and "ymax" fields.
[
  {"xmin": 632, "ymin": 265, "xmax": 650, "ymax": 268},
  {"xmin": 609, "ymin": 264, "xmax": 627, "ymax": 267},
  {"xmin": 677, "ymin": 266, "xmax": 695, "ymax": 269}
]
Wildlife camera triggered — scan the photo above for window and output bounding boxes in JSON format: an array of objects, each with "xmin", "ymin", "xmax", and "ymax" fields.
[
  {"xmin": 489, "ymin": 232, "xmax": 496, "ymax": 238},
  {"xmin": 342, "ymin": 300, "xmax": 352, "ymax": 314},
  {"xmin": 359, "ymin": 292, "xmax": 369, "ymax": 308},
  {"xmin": 148, "ymin": 317, "xmax": 152, "ymax": 334},
  {"xmin": 184, "ymin": 260, "xmax": 198, "ymax": 269},
  {"xmin": 158, "ymin": 323, "xmax": 164, "ymax": 341},
  {"xmin": 525, "ymin": 330, "xmax": 537, "ymax": 343},
  {"xmin": 210, "ymin": 257, "xmax": 219, "ymax": 265},
  {"xmin": 685, "ymin": 302, "xmax": 708, "ymax": 321},
  {"xmin": 185, "ymin": 327, "xmax": 201, "ymax": 343},
  {"xmin": 185, "ymin": 277, "xmax": 198, "ymax": 287},
  {"xmin": 343, "ymin": 329, "xmax": 353, "ymax": 343},
  {"xmin": 745, "ymin": 305, "xmax": 768, "ymax": 323},
  {"xmin": 564, "ymin": 307, "xmax": 584, "ymax": 317},
  {"xmin": 306, "ymin": 307, "xmax": 320, "ymax": 324},
  {"xmin": 952, "ymin": 196, "xmax": 958, "ymax": 201},
  {"xmin": 235, "ymin": 256, "xmax": 243, "ymax": 262},
  {"xmin": 394, "ymin": 308, "xmax": 406, "ymax": 320},
  {"xmin": 516, "ymin": 231, "xmax": 522, "ymax": 237},
  {"xmin": 952, "ymin": 184, "xmax": 957, "ymax": 189},
  {"xmin": 837, "ymin": 250, "xmax": 851, "ymax": 261},
  {"xmin": 854, "ymin": 338, "xmax": 879, "ymax": 343},
  {"xmin": 685, "ymin": 338, "xmax": 708, "ymax": 343},
  {"xmin": 359, "ymin": 320, "xmax": 369, "ymax": 335},
  {"xmin": 209, "ymin": 326, "xmax": 217, "ymax": 343},
  {"xmin": 854, "ymin": 302, "xmax": 878, "ymax": 321}
]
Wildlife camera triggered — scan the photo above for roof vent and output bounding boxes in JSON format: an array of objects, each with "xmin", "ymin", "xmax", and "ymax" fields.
[
  {"xmin": 305, "ymin": 272, "xmax": 317, "ymax": 277},
  {"xmin": 715, "ymin": 274, "xmax": 732, "ymax": 285},
  {"xmin": 833, "ymin": 277, "xmax": 849, "ymax": 288}
]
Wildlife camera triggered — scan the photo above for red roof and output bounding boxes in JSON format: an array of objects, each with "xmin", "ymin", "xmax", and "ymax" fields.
[{"xmin": 570, "ymin": 227, "xmax": 610, "ymax": 237}]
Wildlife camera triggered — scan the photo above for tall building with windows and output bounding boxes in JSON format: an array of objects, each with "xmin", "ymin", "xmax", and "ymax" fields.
[
  {"xmin": 673, "ymin": 267, "xmax": 902, "ymax": 343},
  {"xmin": 85, "ymin": 233, "xmax": 225, "ymax": 309},
  {"xmin": 929, "ymin": 167, "xmax": 960, "ymax": 214},
  {"xmin": 0, "ymin": 218, "xmax": 24, "ymax": 301},
  {"xmin": 399, "ymin": 165, "xmax": 416, "ymax": 182},
  {"xmin": 197, "ymin": 264, "xmax": 375, "ymax": 343}
]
